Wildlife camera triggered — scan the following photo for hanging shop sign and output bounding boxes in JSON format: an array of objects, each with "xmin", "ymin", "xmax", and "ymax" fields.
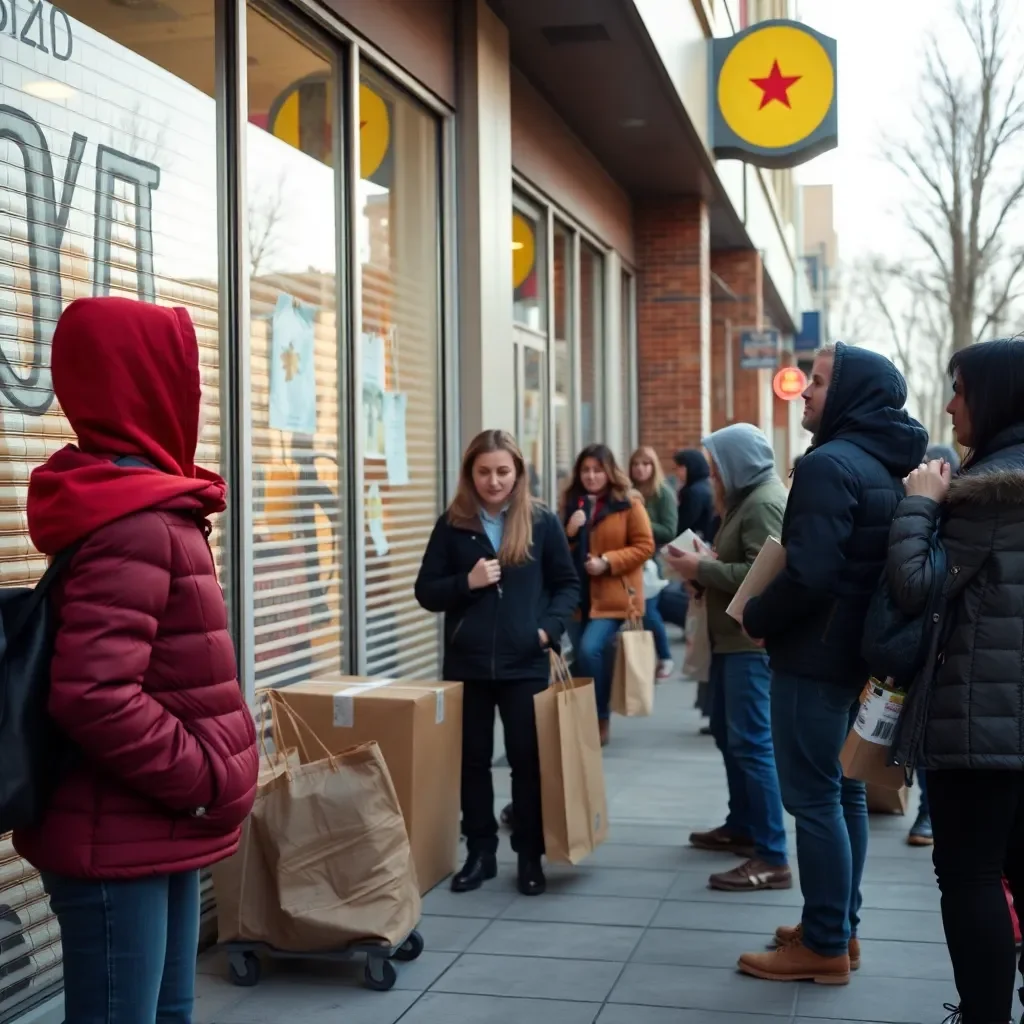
[
  {"xmin": 710, "ymin": 19, "xmax": 837, "ymax": 168},
  {"xmin": 511, "ymin": 211, "xmax": 536, "ymax": 290},
  {"xmin": 773, "ymin": 366, "xmax": 808, "ymax": 400},
  {"xmin": 739, "ymin": 329, "xmax": 780, "ymax": 370}
]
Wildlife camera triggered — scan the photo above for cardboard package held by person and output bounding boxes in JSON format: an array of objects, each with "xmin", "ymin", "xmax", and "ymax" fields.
[
  {"xmin": 840, "ymin": 679, "xmax": 906, "ymax": 791},
  {"xmin": 726, "ymin": 536, "xmax": 785, "ymax": 623},
  {"xmin": 270, "ymin": 678, "xmax": 463, "ymax": 894}
]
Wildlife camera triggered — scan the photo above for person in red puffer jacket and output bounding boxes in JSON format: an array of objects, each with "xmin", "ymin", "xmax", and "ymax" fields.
[{"xmin": 13, "ymin": 296, "xmax": 258, "ymax": 1023}]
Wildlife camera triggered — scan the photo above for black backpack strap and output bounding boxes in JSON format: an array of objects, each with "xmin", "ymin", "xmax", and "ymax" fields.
[{"xmin": 7, "ymin": 542, "xmax": 82, "ymax": 645}]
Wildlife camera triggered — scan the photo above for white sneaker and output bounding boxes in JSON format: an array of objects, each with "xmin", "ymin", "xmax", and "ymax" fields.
[{"xmin": 656, "ymin": 659, "xmax": 674, "ymax": 680}]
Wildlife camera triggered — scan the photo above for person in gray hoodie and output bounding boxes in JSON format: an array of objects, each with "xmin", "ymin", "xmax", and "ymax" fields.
[{"xmin": 665, "ymin": 423, "xmax": 789, "ymax": 891}]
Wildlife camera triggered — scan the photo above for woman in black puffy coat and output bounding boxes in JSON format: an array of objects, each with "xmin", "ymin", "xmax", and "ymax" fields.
[{"xmin": 885, "ymin": 338, "xmax": 1024, "ymax": 1023}]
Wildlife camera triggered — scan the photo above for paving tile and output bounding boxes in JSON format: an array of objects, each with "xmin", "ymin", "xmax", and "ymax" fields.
[
  {"xmin": 632, "ymin": 928, "xmax": 777, "ymax": 968},
  {"xmin": 651, "ymin": 899, "xmax": 792, "ymax": 936},
  {"xmin": 855, "ymin": 938, "xmax": 953, "ymax": 981},
  {"xmin": 587, "ymin": 843, "xmax": 697, "ymax": 871},
  {"xmin": 795, "ymin": 973, "xmax": 959, "ymax": 1022},
  {"xmin": 430, "ymin": 953, "xmax": 621, "ymax": 1002},
  {"xmin": 500, "ymin": 893, "xmax": 660, "ymax": 927},
  {"xmin": 421, "ymin": 887, "xmax": 517, "ymax": 919},
  {"xmin": 608, "ymin": 963, "xmax": 797, "ymax": 1016},
  {"xmin": 471, "ymin": 919, "xmax": 643, "ymax": 962},
  {"xmin": 599, "ymin": 1008, "xmax": 792, "ymax": 1024},
  {"xmin": 192, "ymin": 972, "xmax": 244, "ymax": 1024},
  {"xmin": 665, "ymin": 872, "xmax": 805, "ymax": 907},
  {"xmin": 399, "ymin": 992, "xmax": 601, "ymax": 1024},
  {"xmin": 855, "ymin": 908, "xmax": 945, "ymax": 944},
  {"xmin": 215, "ymin": 981, "xmax": 419, "ymax": 1024},
  {"xmin": 858, "ymin": 881, "xmax": 939, "ymax": 913},
  {"xmin": 543, "ymin": 866, "xmax": 678, "ymax": 899},
  {"xmin": 417, "ymin": 915, "xmax": 490, "ymax": 953}
]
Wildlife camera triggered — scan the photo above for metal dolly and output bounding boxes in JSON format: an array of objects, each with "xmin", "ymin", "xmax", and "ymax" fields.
[{"xmin": 223, "ymin": 928, "xmax": 424, "ymax": 992}]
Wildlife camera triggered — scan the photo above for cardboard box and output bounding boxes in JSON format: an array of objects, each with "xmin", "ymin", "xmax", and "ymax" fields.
[
  {"xmin": 270, "ymin": 678, "xmax": 463, "ymax": 895},
  {"xmin": 726, "ymin": 537, "xmax": 786, "ymax": 623},
  {"xmin": 840, "ymin": 681, "xmax": 906, "ymax": 792}
]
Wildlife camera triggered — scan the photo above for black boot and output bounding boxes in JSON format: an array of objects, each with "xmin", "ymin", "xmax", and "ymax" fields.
[
  {"xmin": 451, "ymin": 851, "xmax": 497, "ymax": 893},
  {"xmin": 517, "ymin": 855, "xmax": 546, "ymax": 896}
]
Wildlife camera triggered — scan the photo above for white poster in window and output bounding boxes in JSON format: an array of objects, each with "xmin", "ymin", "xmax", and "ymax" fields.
[
  {"xmin": 366, "ymin": 481, "xmax": 389, "ymax": 556},
  {"xmin": 269, "ymin": 293, "xmax": 317, "ymax": 435},
  {"xmin": 362, "ymin": 333, "xmax": 386, "ymax": 459},
  {"xmin": 382, "ymin": 392, "xmax": 409, "ymax": 486}
]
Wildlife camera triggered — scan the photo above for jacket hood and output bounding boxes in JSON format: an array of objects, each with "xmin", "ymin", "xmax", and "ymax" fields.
[
  {"xmin": 28, "ymin": 297, "xmax": 226, "ymax": 554},
  {"xmin": 673, "ymin": 448, "xmax": 710, "ymax": 484},
  {"xmin": 702, "ymin": 423, "xmax": 778, "ymax": 500},
  {"xmin": 817, "ymin": 342, "xmax": 928, "ymax": 475}
]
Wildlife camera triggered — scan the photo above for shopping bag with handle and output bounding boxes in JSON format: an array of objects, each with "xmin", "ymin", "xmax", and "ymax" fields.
[
  {"xmin": 683, "ymin": 594, "xmax": 711, "ymax": 683},
  {"xmin": 249, "ymin": 689, "xmax": 421, "ymax": 951},
  {"xmin": 611, "ymin": 606, "xmax": 656, "ymax": 718},
  {"xmin": 535, "ymin": 652, "xmax": 609, "ymax": 864}
]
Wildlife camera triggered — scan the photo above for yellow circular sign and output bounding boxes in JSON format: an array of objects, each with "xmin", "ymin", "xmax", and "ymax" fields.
[
  {"xmin": 512, "ymin": 212, "xmax": 536, "ymax": 289},
  {"xmin": 718, "ymin": 25, "xmax": 834, "ymax": 150},
  {"xmin": 359, "ymin": 83, "xmax": 390, "ymax": 180}
]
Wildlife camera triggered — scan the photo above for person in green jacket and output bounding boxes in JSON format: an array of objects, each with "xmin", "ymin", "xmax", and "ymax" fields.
[
  {"xmin": 665, "ymin": 423, "xmax": 789, "ymax": 892},
  {"xmin": 629, "ymin": 446, "xmax": 677, "ymax": 679}
]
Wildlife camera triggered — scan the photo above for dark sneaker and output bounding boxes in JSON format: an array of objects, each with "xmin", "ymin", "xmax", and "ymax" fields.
[
  {"xmin": 451, "ymin": 852, "xmax": 497, "ymax": 893},
  {"xmin": 908, "ymin": 810, "xmax": 933, "ymax": 846},
  {"xmin": 688, "ymin": 825, "xmax": 755, "ymax": 857},
  {"xmin": 517, "ymin": 856, "xmax": 546, "ymax": 896},
  {"xmin": 709, "ymin": 858, "xmax": 792, "ymax": 892}
]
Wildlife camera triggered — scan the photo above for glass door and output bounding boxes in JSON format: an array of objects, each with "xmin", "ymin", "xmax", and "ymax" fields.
[{"xmin": 514, "ymin": 328, "xmax": 548, "ymax": 503}]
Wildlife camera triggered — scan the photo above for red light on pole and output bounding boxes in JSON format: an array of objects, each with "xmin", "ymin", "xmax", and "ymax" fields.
[{"xmin": 773, "ymin": 366, "xmax": 807, "ymax": 401}]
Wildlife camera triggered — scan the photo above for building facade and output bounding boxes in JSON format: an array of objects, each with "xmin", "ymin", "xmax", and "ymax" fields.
[{"xmin": 0, "ymin": 1, "xmax": 817, "ymax": 1020}]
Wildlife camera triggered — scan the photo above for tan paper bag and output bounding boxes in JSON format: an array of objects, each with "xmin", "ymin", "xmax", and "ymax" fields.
[
  {"xmin": 535, "ymin": 654, "xmax": 609, "ymax": 864},
  {"xmin": 249, "ymin": 693, "xmax": 421, "ymax": 951},
  {"xmin": 683, "ymin": 595, "xmax": 711, "ymax": 683},
  {"xmin": 211, "ymin": 745, "xmax": 300, "ymax": 947},
  {"xmin": 611, "ymin": 619, "xmax": 656, "ymax": 717}
]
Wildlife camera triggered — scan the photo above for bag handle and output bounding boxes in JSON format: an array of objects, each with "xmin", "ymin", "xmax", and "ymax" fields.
[
  {"xmin": 262, "ymin": 688, "xmax": 339, "ymax": 769},
  {"xmin": 549, "ymin": 649, "xmax": 575, "ymax": 691},
  {"xmin": 620, "ymin": 578, "xmax": 644, "ymax": 629}
]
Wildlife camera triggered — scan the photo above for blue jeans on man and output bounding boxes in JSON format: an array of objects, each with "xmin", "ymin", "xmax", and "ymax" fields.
[
  {"xmin": 568, "ymin": 618, "xmax": 622, "ymax": 721},
  {"xmin": 708, "ymin": 652, "xmax": 787, "ymax": 866},
  {"xmin": 770, "ymin": 672, "xmax": 869, "ymax": 957}
]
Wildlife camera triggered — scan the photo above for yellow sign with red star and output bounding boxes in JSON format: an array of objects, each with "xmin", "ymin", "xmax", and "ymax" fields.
[{"xmin": 710, "ymin": 20, "xmax": 837, "ymax": 168}]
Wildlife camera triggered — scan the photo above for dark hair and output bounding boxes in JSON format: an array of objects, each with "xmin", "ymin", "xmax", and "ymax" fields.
[
  {"xmin": 672, "ymin": 448, "xmax": 711, "ymax": 483},
  {"xmin": 948, "ymin": 338, "xmax": 1024, "ymax": 466},
  {"xmin": 562, "ymin": 444, "xmax": 632, "ymax": 514}
]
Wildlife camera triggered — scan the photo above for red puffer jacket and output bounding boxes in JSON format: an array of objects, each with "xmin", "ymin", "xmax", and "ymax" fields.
[{"xmin": 13, "ymin": 296, "xmax": 258, "ymax": 879}]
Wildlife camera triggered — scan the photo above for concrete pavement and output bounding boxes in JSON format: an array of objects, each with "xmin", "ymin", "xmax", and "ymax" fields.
[{"xmin": 194, "ymin": 668, "xmax": 958, "ymax": 1024}]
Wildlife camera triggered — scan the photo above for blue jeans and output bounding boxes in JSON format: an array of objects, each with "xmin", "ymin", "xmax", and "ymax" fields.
[
  {"xmin": 916, "ymin": 768, "xmax": 929, "ymax": 817},
  {"xmin": 569, "ymin": 618, "xmax": 622, "ymax": 721},
  {"xmin": 43, "ymin": 870, "xmax": 200, "ymax": 1023},
  {"xmin": 643, "ymin": 597, "xmax": 672, "ymax": 661},
  {"xmin": 770, "ymin": 672, "xmax": 868, "ymax": 958},
  {"xmin": 708, "ymin": 652, "xmax": 787, "ymax": 866}
]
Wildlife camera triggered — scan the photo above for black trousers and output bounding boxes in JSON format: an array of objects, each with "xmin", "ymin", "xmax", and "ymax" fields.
[
  {"xmin": 929, "ymin": 768, "xmax": 1024, "ymax": 1022},
  {"xmin": 461, "ymin": 678, "xmax": 547, "ymax": 860}
]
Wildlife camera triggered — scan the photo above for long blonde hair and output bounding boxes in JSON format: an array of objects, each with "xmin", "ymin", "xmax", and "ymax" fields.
[
  {"xmin": 448, "ymin": 430, "xmax": 535, "ymax": 566},
  {"xmin": 629, "ymin": 445, "xmax": 666, "ymax": 501}
]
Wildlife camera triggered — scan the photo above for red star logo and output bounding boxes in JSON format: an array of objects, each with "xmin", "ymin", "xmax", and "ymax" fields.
[{"xmin": 750, "ymin": 60, "xmax": 801, "ymax": 110}]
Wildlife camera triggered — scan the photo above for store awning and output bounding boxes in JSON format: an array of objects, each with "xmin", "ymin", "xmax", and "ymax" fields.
[{"xmin": 492, "ymin": 0, "xmax": 750, "ymax": 249}]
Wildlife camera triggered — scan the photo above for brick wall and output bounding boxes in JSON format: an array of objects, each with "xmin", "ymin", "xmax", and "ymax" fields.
[
  {"xmin": 636, "ymin": 197, "xmax": 710, "ymax": 468},
  {"xmin": 710, "ymin": 249, "xmax": 764, "ymax": 431}
]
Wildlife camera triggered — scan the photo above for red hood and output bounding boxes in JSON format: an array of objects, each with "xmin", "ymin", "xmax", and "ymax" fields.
[{"xmin": 28, "ymin": 297, "xmax": 226, "ymax": 554}]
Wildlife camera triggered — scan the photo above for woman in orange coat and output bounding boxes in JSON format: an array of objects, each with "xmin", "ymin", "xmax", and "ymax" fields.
[{"xmin": 563, "ymin": 444, "xmax": 655, "ymax": 745}]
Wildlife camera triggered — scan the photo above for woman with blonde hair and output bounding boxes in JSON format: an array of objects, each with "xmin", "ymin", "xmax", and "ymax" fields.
[
  {"xmin": 630, "ymin": 446, "xmax": 678, "ymax": 679},
  {"xmin": 415, "ymin": 430, "xmax": 578, "ymax": 897},
  {"xmin": 564, "ymin": 444, "xmax": 655, "ymax": 745}
]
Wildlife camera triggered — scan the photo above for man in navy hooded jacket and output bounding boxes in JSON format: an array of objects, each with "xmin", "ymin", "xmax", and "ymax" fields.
[{"xmin": 737, "ymin": 343, "xmax": 928, "ymax": 986}]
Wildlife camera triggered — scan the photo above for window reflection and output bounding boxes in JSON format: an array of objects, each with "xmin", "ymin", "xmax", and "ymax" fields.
[
  {"xmin": 512, "ymin": 201, "xmax": 546, "ymax": 331},
  {"xmin": 553, "ymin": 222, "xmax": 573, "ymax": 495},
  {"xmin": 580, "ymin": 242, "xmax": 605, "ymax": 447}
]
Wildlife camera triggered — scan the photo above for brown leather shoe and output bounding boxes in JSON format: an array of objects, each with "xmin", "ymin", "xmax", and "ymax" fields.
[
  {"xmin": 688, "ymin": 826, "xmax": 755, "ymax": 858},
  {"xmin": 709, "ymin": 858, "xmax": 792, "ymax": 892},
  {"xmin": 738, "ymin": 941, "xmax": 850, "ymax": 985},
  {"xmin": 774, "ymin": 923, "xmax": 861, "ymax": 970}
]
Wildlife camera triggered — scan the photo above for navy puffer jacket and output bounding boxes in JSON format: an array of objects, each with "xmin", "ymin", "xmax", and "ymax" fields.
[{"xmin": 743, "ymin": 343, "xmax": 928, "ymax": 686}]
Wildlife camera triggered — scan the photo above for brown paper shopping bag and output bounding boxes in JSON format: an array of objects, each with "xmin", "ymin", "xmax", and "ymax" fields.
[
  {"xmin": 683, "ymin": 595, "xmax": 711, "ymax": 683},
  {"xmin": 248, "ymin": 692, "xmax": 421, "ymax": 951},
  {"xmin": 611, "ymin": 618, "xmax": 656, "ymax": 717},
  {"xmin": 535, "ymin": 653, "xmax": 609, "ymax": 864}
]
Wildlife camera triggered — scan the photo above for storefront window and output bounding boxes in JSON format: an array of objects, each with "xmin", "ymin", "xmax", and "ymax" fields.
[
  {"xmin": 0, "ymin": 1, "xmax": 221, "ymax": 1015},
  {"xmin": 245, "ymin": 6, "xmax": 344, "ymax": 688},
  {"xmin": 515, "ymin": 340, "xmax": 546, "ymax": 499},
  {"xmin": 580, "ymin": 242, "xmax": 605, "ymax": 447},
  {"xmin": 358, "ymin": 65, "xmax": 442, "ymax": 679},
  {"xmin": 621, "ymin": 269, "xmax": 636, "ymax": 450},
  {"xmin": 512, "ymin": 197, "xmax": 546, "ymax": 332},
  {"xmin": 553, "ymin": 222, "xmax": 573, "ymax": 496}
]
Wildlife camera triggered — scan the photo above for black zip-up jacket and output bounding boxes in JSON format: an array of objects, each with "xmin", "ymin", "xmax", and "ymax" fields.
[{"xmin": 414, "ymin": 505, "xmax": 580, "ymax": 683}]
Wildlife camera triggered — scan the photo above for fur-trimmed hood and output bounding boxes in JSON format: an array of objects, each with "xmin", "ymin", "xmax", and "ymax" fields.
[{"xmin": 947, "ymin": 468, "xmax": 1024, "ymax": 506}]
